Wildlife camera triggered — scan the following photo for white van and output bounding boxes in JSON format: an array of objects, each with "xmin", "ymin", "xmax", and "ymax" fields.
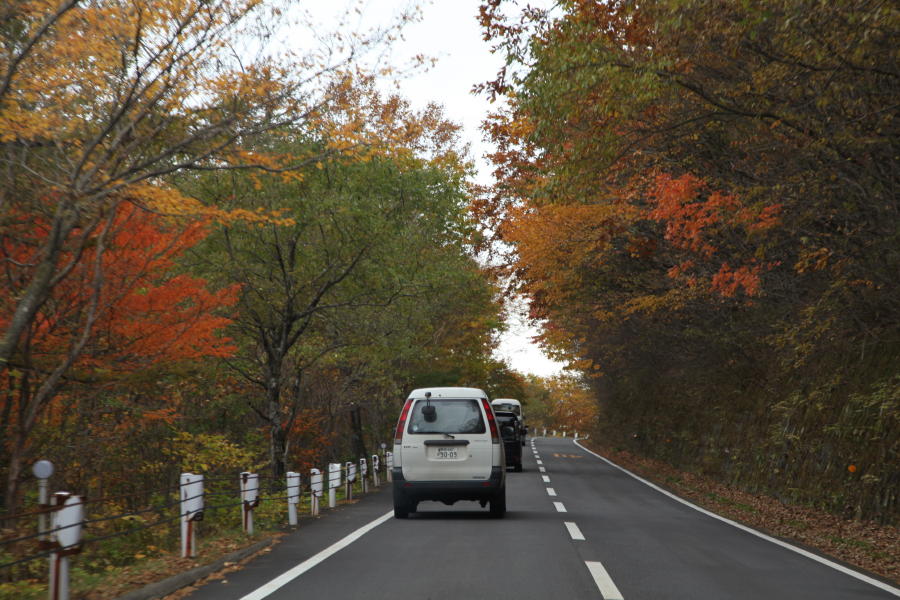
[
  {"xmin": 492, "ymin": 398, "xmax": 526, "ymax": 445},
  {"xmin": 392, "ymin": 387, "xmax": 506, "ymax": 518}
]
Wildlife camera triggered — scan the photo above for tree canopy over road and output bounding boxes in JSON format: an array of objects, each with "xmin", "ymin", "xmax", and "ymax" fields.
[{"xmin": 477, "ymin": 0, "xmax": 898, "ymax": 523}]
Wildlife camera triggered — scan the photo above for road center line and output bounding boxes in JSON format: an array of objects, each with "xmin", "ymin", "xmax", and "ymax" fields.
[
  {"xmin": 239, "ymin": 510, "xmax": 393, "ymax": 600},
  {"xmin": 585, "ymin": 561, "xmax": 624, "ymax": 600},
  {"xmin": 553, "ymin": 501, "xmax": 567, "ymax": 512},
  {"xmin": 542, "ymin": 475, "xmax": 551, "ymax": 483},
  {"xmin": 546, "ymin": 487, "xmax": 557, "ymax": 497},
  {"xmin": 564, "ymin": 521, "xmax": 585, "ymax": 540},
  {"xmin": 573, "ymin": 439, "xmax": 900, "ymax": 597}
]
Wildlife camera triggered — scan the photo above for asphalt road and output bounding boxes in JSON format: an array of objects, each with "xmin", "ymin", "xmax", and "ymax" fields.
[{"xmin": 186, "ymin": 437, "xmax": 900, "ymax": 599}]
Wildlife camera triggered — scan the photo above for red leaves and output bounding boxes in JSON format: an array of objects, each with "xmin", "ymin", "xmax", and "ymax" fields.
[
  {"xmin": 711, "ymin": 263, "xmax": 762, "ymax": 298},
  {"xmin": 1, "ymin": 203, "xmax": 238, "ymax": 376},
  {"xmin": 650, "ymin": 172, "xmax": 782, "ymax": 298}
]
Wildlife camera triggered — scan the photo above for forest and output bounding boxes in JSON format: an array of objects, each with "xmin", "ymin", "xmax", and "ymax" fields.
[
  {"xmin": 477, "ymin": 0, "xmax": 898, "ymax": 524},
  {"xmin": 0, "ymin": 0, "xmax": 535, "ymax": 557},
  {"xmin": 0, "ymin": 0, "xmax": 897, "ymax": 593}
]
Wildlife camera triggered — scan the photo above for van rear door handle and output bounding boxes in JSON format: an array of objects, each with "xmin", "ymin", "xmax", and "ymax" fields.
[{"xmin": 424, "ymin": 440, "xmax": 469, "ymax": 446}]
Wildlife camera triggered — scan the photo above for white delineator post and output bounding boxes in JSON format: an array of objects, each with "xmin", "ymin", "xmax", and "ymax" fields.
[
  {"xmin": 286, "ymin": 472, "xmax": 300, "ymax": 526},
  {"xmin": 327, "ymin": 463, "xmax": 341, "ymax": 508},
  {"xmin": 240, "ymin": 472, "xmax": 259, "ymax": 535},
  {"xmin": 359, "ymin": 458, "xmax": 368, "ymax": 494},
  {"xmin": 310, "ymin": 468, "xmax": 322, "ymax": 516},
  {"xmin": 543, "ymin": 428, "xmax": 547, "ymax": 437},
  {"xmin": 371, "ymin": 455, "xmax": 380, "ymax": 487},
  {"xmin": 385, "ymin": 452, "xmax": 394, "ymax": 482},
  {"xmin": 48, "ymin": 493, "xmax": 83, "ymax": 600},
  {"xmin": 32, "ymin": 460, "xmax": 53, "ymax": 543},
  {"xmin": 345, "ymin": 462, "xmax": 356, "ymax": 499},
  {"xmin": 180, "ymin": 473, "xmax": 204, "ymax": 558}
]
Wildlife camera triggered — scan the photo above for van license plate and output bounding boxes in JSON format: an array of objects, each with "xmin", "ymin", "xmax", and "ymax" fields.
[{"xmin": 435, "ymin": 447, "xmax": 458, "ymax": 460}]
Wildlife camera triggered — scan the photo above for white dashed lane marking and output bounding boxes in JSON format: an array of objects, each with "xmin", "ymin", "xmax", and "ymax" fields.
[
  {"xmin": 546, "ymin": 487, "xmax": 557, "ymax": 497},
  {"xmin": 585, "ymin": 561, "xmax": 625, "ymax": 600},
  {"xmin": 539, "ymin": 466, "xmax": 546, "ymax": 473},
  {"xmin": 553, "ymin": 502, "xmax": 567, "ymax": 512},
  {"xmin": 564, "ymin": 521, "xmax": 585, "ymax": 541},
  {"xmin": 542, "ymin": 475, "xmax": 551, "ymax": 483}
]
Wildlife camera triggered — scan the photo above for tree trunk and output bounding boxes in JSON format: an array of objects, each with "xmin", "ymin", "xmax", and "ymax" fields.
[
  {"xmin": 350, "ymin": 405, "xmax": 367, "ymax": 459},
  {"xmin": 267, "ymin": 371, "xmax": 286, "ymax": 482},
  {"xmin": 3, "ymin": 430, "xmax": 25, "ymax": 515}
]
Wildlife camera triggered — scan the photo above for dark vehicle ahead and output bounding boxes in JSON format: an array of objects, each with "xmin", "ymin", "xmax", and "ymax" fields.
[{"xmin": 495, "ymin": 411, "xmax": 523, "ymax": 472}]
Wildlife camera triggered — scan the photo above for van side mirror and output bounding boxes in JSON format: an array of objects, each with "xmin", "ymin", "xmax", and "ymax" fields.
[{"xmin": 422, "ymin": 404, "xmax": 437, "ymax": 422}]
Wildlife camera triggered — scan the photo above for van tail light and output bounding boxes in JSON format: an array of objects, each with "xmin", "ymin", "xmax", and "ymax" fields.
[
  {"xmin": 481, "ymin": 398, "xmax": 500, "ymax": 444},
  {"xmin": 394, "ymin": 398, "xmax": 414, "ymax": 443}
]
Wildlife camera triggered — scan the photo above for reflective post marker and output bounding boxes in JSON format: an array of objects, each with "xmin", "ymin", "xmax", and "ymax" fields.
[
  {"xmin": 359, "ymin": 458, "xmax": 368, "ymax": 494},
  {"xmin": 286, "ymin": 472, "xmax": 300, "ymax": 526},
  {"xmin": 372, "ymin": 455, "xmax": 380, "ymax": 487},
  {"xmin": 385, "ymin": 452, "xmax": 394, "ymax": 482},
  {"xmin": 310, "ymin": 469, "xmax": 322, "ymax": 516},
  {"xmin": 180, "ymin": 473, "xmax": 204, "ymax": 557},
  {"xmin": 328, "ymin": 463, "xmax": 341, "ymax": 508},
  {"xmin": 344, "ymin": 462, "xmax": 355, "ymax": 500},
  {"xmin": 241, "ymin": 472, "xmax": 259, "ymax": 535},
  {"xmin": 48, "ymin": 493, "xmax": 83, "ymax": 600}
]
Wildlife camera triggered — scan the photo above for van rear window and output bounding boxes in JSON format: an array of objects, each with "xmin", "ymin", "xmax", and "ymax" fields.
[
  {"xmin": 407, "ymin": 399, "xmax": 486, "ymax": 434},
  {"xmin": 493, "ymin": 402, "xmax": 520, "ymax": 415}
]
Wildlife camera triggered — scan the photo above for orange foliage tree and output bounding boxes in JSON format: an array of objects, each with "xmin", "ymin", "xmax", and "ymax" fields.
[
  {"xmin": 0, "ymin": 203, "xmax": 238, "ymax": 510},
  {"xmin": 479, "ymin": 0, "xmax": 899, "ymax": 521}
]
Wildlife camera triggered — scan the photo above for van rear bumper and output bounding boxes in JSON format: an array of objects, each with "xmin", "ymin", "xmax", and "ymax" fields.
[{"xmin": 392, "ymin": 467, "xmax": 504, "ymax": 503}]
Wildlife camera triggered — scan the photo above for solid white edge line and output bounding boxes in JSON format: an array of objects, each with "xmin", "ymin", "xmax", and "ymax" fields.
[
  {"xmin": 542, "ymin": 475, "xmax": 551, "ymax": 483},
  {"xmin": 564, "ymin": 521, "xmax": 585, "ymax": 541},
  {"xmin": 573, "ymin": 439, "xmax": 900, "ymax": 597},
  {"xmin": 585, "ymin": 561, "xmax": 624, "ymax": 600},
  {"xmin": 239, "ymin": 510, "xmax": 394, "ymax": 600},
  {"xmin": 546, "ymin": 487, "xmax": 557, "ymax": 497},
  {"xmin": 554, "ymin": 501, "xmax": 567, "ymax": 513}
]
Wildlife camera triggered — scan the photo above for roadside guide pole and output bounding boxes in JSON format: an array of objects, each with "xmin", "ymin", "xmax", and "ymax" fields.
[
  {"xmin": 240, "ymin": 472, "xmax": 259, "ymax": 535},
  {"xmin": 328, "ymin": 463, "xmax": 341, "ymax": 508},
  {"xmin": 48, "ymin": 493, "xmax": 83, "ymax": 600},
  {"xmin": 180, "ymin": 473, "xmax": 204, "ymax": 558},
  {"xmin": 372, "ymin": 455, "xmax": 380, "ymax": 487},
  {"xmin": 286, "ymin": 471, "xmax": 300, "ymax": 526},
  {"xmin": 310, "ymin": 468, "xmax": 322, "ymax": 515},
  {"xmin": 345, "ymin": 462, "xmax": 357, "ymax": 499}
]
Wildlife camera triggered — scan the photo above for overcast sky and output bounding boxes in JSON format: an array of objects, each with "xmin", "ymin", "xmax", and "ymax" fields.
[{"xmin": 299, "ymin": 0, "xmax": 566, "ymax": 377}]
